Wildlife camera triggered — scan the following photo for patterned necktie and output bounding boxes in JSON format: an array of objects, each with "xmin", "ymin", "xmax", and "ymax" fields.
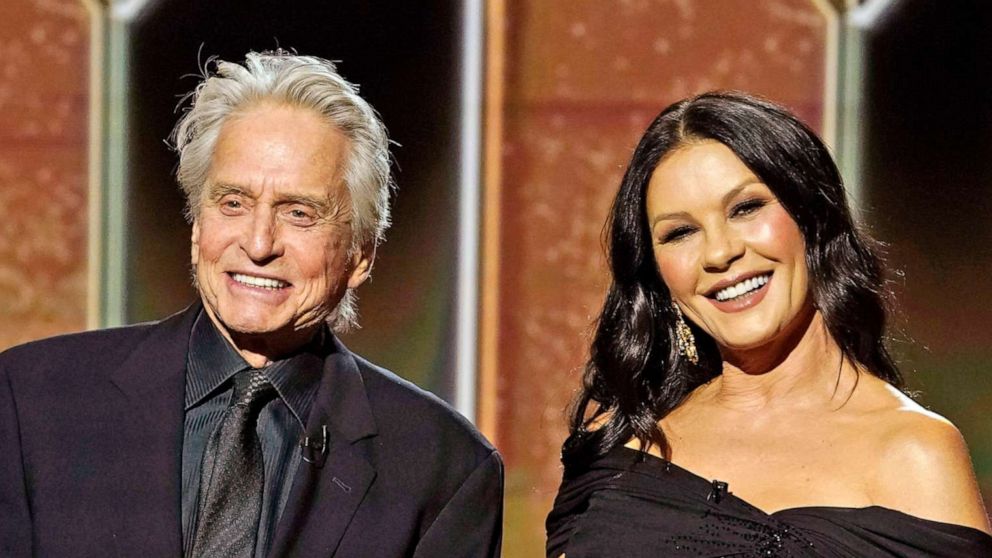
[{"xmin": 191, "ymin": 369, "xmax": 275, "ymax": 557}]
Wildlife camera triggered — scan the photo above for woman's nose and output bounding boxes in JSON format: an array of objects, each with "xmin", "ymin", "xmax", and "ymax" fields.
[{"xmin": 702, "ymin": 225, "xmax": 744, "ymax": 271}]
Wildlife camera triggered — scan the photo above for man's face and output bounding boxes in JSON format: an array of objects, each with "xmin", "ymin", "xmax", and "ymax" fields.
[{"xmin": 191, "ymin": 102, "xmax": 371, "ymax": 352}]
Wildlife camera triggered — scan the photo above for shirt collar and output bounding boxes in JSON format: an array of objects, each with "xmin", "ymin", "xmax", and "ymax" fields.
[{"xmin": 185, "ymin": 309, "xmax": 331, "ymax": 427}]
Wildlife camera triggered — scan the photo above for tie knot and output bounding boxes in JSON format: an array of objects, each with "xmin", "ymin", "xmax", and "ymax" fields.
[{"xmin": 231, "ymin": 369, "xmax": 275, "ymax": 409}]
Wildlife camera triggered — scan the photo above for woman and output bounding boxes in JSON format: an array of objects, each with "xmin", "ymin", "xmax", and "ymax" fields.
[{"xmin": 546, "ymin": 92, "xmax": 992, "ymax": 557}]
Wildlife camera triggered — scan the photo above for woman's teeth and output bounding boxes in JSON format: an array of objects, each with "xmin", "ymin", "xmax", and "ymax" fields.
[
  {"xmin": 714, "ymin": 274, "xmax": 770, "ymax": 302},
  {"xmin": 231, "ymin": 273, "xmax": 289, "ymax": 290}
]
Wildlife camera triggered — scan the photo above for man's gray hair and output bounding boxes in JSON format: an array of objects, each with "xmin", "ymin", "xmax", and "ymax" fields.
[{"xmin": 171, "ymin": 50, "xmax": 393, "ymax": 332}]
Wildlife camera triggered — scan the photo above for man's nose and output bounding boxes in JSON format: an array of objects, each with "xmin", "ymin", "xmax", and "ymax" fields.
[
  {"xmin": 242, "ymin": 206, "xmax": 282, "ymax": 262},
  {"xmin": 702, "ymin": 225, "xmax": 744, "ymax": 271}
]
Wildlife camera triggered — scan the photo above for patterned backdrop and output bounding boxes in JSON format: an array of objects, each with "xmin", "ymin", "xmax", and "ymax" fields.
[
  {"xmin": 3, "ymin": 2, "xmax": 990, "ymax": 558},
  {"xmin": 0, "ymin": 0, "xmax": 90, "ymax": 349},
  {"xmin": 482, "ymin": 1, "xmax": 836, "ymax": 554}
]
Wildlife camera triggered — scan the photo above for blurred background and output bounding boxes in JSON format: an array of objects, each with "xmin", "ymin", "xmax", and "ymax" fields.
[{"xmin": 1, "ymin": 0, "xmax": 990, "ymax": 555}]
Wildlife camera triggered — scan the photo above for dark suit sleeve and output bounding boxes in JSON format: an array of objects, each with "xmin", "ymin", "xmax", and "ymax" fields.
[
  {"xmin": 412, "ymin": 449, "xmax": 504, "ymax": 558},
  {"xmin": 0, "ymin": 360, "xmax": 33, "ymax": 557}
]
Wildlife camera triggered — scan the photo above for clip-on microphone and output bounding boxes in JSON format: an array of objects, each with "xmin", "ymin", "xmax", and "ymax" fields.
[{"xmin": 300, "ymin": 424, "xmax": 329, "ymax": 467}]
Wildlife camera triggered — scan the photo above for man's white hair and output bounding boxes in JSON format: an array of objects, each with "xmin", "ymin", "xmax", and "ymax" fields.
[{"xmin": 171, "ymin": 50, "xmax": 393, "ymax": 332}]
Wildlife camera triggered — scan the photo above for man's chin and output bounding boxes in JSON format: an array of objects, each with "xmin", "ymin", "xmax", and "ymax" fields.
[
  {"xmin": 207, "ymin": 306, "xmax": 284, "ymax": 336},
  {"xmin": 220, "ymin": 315, "xmax": 325, "ymax": 343},
  {"xmin": 220, "ymin": 318, "xmax": 289, "ymax": 338}
]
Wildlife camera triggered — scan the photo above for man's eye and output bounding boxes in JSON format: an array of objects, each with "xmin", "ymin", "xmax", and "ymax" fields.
[
  {"xmin": 285, "ymin": 207, "xmax": 317, "ymax": 224},
  {"xmin": 218, "ymin": 197, "xmax": 245, "ymax": 213}
]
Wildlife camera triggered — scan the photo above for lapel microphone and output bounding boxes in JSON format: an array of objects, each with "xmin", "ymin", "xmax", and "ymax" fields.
[
  {"xmin": 708, "ymin": 480, "xmax": 729, "ymax": 504},
  {"xmin": 300, "ymin": 424, "xmax": 329, "ymax": 467}
]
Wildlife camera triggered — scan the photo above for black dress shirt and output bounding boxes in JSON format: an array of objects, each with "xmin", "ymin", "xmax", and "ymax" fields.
[{"xmin": 180, "ymin": 310, "xmax": 328, "ymax": 557}]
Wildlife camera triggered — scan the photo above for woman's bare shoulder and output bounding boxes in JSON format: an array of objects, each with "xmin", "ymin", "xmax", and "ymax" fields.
[{"xmin": 861, "ymin": 382, "xmax": 990, "ymax": 533}]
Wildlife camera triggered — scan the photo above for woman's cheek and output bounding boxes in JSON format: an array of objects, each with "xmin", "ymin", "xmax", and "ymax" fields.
[
  {"xmin": 748, "ymin": 207, "xmax": 804, "ymax": 257},
  {"xmin": 655, "ymin": 248, "xmax": 698, "ymax": 298}
]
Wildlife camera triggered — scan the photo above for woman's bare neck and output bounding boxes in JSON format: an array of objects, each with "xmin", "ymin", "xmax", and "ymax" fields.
[{"xmin": 702, "ymin": 311, "xmax": 859, "ymax": 412}]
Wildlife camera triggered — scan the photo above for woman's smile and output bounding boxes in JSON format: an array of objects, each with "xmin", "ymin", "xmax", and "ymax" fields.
[{"xmin": 705, "ymin": 271, "xmax": 772, "ymax": 313}]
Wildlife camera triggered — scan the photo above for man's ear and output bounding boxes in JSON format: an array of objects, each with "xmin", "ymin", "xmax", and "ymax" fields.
[
  {"xmin": 347, "ymin": 245, "xmax": 375, "ymax": 290},
  {"xmin": 190, "ymin": 219, "xmax": 200, "ymax": 266}
]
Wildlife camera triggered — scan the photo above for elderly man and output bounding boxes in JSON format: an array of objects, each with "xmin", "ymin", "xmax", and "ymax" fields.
[{"xmin": 0, "ymin": 51, "xmax": 502, "ymax": 557}]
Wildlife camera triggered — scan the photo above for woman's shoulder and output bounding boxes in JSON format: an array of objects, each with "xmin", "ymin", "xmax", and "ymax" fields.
[
  {"xmin": 857, "ymin": 378, "xmax": 991, "ymax": 533},
  {"xmin": 859, "ymin": 378, "xmax": 969, "ymax": 460}
]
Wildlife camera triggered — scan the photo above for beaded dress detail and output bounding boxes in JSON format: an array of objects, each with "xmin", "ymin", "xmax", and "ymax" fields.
[{"xmin": 547, "ymin": 445, "xmax": 992, "ymax": 558}]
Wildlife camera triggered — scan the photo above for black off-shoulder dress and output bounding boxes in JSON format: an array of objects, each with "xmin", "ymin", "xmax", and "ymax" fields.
[{"xmin": 547, "ymin": 446, "xmax": 992, "ymax": 557}]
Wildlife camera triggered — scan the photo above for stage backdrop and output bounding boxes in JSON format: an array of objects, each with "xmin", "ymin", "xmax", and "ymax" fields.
[
  {"xmin": 2, "ymin": 2, "xmax": 991, "ymax": 557},
  {"xmin": 0, "ymin": 1, "xmax": 93, "ymax": 349},
  {"xmin": 478, "ymin": 0, "xmax": 992, "ymax": 555}
]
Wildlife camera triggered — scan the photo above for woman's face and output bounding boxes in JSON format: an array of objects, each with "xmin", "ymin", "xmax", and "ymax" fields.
[{"xmin": 645, "ymin": 140, "xmax": 811, "ymax": 353}]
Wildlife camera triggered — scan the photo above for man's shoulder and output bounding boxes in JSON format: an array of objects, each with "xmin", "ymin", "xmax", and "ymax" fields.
[
  {"xmin": 0, "ymin": 309, "xmax": 187, "ymax": 379},
  {"xmin": 3, "ymin": 323, "xmax": 146, "ymax": 365},
  {"xmin": 350, "ymin": 353, "xmax": 496, "ymax": 456}
]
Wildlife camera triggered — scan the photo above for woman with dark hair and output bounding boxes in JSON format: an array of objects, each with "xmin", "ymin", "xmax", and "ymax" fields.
[{"xmin": 546, "ymin": 92, "xmax": 992, "ymax": 557}]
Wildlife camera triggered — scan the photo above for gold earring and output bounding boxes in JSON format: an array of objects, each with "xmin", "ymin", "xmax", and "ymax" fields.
[{"xmin": 672, "ymin": 303, "xmax": 699, "ymax": 365}]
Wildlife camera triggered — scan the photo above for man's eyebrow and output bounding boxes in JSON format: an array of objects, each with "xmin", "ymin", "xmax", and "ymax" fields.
[
  {"xmin": 205, "ymin": 184, "xmax": 336, "ymax": 210},
  {"xmin": 276, "ymin": 193, "xmax": 333, "ymax": 209},
  {"xmin": 206, "ymin": 183, "xmax": 252, "ymax": 199}
]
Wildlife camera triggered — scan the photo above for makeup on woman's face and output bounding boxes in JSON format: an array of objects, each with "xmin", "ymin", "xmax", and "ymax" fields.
[{"xmin": 645, "ymin": 140, "xmax": 811, "ymax": 352}]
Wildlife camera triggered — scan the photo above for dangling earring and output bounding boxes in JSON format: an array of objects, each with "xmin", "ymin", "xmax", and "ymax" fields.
[{"xmin": 672, "ymin": 303, "xmax": 699, "ymax": 365}]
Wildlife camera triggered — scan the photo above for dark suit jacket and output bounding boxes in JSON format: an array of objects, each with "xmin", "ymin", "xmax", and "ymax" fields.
[{"xmin": 0, "ymin": 304, "xmax": 503, "ymax": 557}]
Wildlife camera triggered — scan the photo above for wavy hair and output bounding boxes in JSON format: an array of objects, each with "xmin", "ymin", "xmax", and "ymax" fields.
[
  {"xmin": 566, "ymin": 91, "xmax": 901, "ymax": 465},
  {"xmin": 171, "ymin": 50, "xmax": 393, "ymax": 331}
]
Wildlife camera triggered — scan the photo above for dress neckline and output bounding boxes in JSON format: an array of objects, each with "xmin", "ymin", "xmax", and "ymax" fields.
[{"xmin": 611, "ymin": 445, "xmax": 988, "ymax": 535}]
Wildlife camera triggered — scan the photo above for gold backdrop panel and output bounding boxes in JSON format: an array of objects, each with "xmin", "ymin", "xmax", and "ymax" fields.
[
  {"xmin": 0, "ymin": 0, "xmax": 92, "ymax": 349},
  {"xmin": 483, "ymin": 1, "xmax": 832, "ymax": 554}
]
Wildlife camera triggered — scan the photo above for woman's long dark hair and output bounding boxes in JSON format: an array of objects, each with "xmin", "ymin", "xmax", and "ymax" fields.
[{"xmin": 565, "ymin": 91, "xmax": 902, "ymax": 466}]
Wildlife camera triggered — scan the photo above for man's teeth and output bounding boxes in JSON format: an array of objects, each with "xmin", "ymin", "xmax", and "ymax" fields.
[
  {"xmin": 231, "ymin": 273, "xmax": 289, "ymax": 290},
  {"xmin": 714, "ymin": 274, "xmax": 770, "ymax": 302}
]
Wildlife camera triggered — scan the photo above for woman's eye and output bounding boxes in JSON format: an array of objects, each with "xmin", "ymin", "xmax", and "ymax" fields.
[
  {"xmin": 731, "ymin": 199, "xmax": 766, "ymax": 217},
  {"xmin": 661, "ymin": 226, "xmax": 695, "ymax": 243}
]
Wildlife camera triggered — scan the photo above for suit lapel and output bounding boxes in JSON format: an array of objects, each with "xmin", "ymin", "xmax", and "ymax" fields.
[
  {"xmin": 269, "ymin": 342, "xmax": 378, "ymax": 557},
  {"xmin": 100, "ymin": 310, "xmax": 379, "ymax": 556},
  {"xmin": 107, "ymin": 305, "xmax": 199, "ymax": 556}
]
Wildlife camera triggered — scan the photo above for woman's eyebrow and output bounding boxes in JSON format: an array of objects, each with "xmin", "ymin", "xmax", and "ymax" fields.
[
  {"xmin": 720, "ymin": 177, "xmax": 763, "ymax": 207},
  {"xmin": 651, "ymin": 210, "xmax": 692, "ymax": 228},
  {"xmin": 650, "ymin": 177, "xmax": 763, "ymax": 228}
]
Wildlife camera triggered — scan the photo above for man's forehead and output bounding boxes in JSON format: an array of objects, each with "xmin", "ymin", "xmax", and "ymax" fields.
[{"xmin": 202, "ymin": 103, "xmax": 351, "ymax": 204}]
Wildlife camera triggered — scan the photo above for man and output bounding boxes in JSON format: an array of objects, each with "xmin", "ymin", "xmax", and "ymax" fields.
[{"xmin": 0, "ymin": 51, "xmax": 502, "ymax": 557}]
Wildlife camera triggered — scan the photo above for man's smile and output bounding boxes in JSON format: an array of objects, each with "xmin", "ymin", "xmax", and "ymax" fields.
[{"xmin": 228, "ymin": 272, "xmax": 291, "ymax": 290}]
